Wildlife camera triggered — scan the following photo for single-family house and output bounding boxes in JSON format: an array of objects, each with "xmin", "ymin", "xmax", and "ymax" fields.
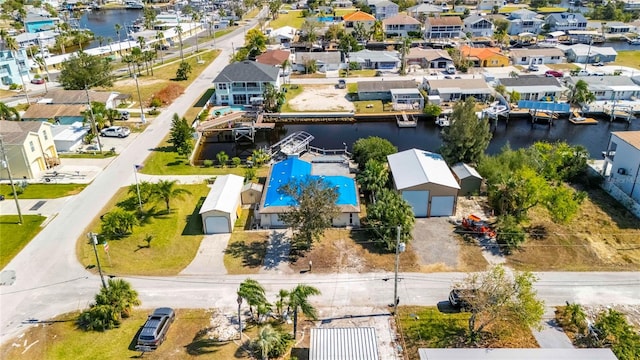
[
  {"xmin": 348, "ymin": 49, "xmax": 400, "ymax": 70},
  {"xmin": 498, "ymin": 76, "xmax": 565, "ymax": 101},
  {"xmin": 0, "ymin": 120, "xmax": 58, "ymax": 180},
  {"xmin": 294, "ymin": 52, "xmax": 342, "ymax": 73},
  {"xmin": 566, "ymin": 76, "xmax": 640, "ymax": 101},
  {"xmin": 257, "ymin": 156, "xmax": 361, "ymax": 228},
  {"xmin": 422, "ymin": 78, "xmax": 492, "ymax": 102},
  {"xmin": 602, "ymin": 21, "xmax": 634, "ymax": 34},
  {"xmin": 460, "ymin": 45, "xmax": 509, "ymax": 67},
  {"xmin": 255, "ymin": 49, "xmax": 291, "ymax": 67},
  {"xmin": 21, "ymin": 104, "xmax": 87, "ymax": 125},
  {"xmin": 407, "ymin": 3, "xmax": 443, "ymax": 19},
  {"xmin": 463, "ymin": 15, "xmax": 494, "ymax": 38},
  {"xmin": 14, "ymin": 29, "xmax": 57, "ymax": 49},
  {"xmin": 269, "ymin": 26, "xmax": 297, "ymax": 47},
  {"xmin": 563, "ymin": 44, "xmax": 618, "ymax": 64},
  {"xmin": 310, "ymin": 328, "xmax": 379, "ymax": 360},
  {"xmin": 368, "ymin": 0, "xmax": 399, "ymax": 20},
  {"xmin": 602, "ymin": 131, "xmax": 640, "ymax": 206},
  {"xmin": 451, "ymin": 163, "xmax": 483, "ymax": 196},
  {"xmin": 331, "ymin": 0, "xmax": 354, "ymax": 7},
  {"xmin": 425, "ymin": 16, "xmax": 463, "ymax": 39},
  {"xmin": 199, "ymin": 174, "xmax": 244, "ymax": 234},
  {"xmin": 37, "ymin": 89, "xmax": 126, "ymax": 109},
  {"xmin": 623, "ymin": 0, "xmax": 640, "ymax": 11},
  {"xmin": 24, "ymin": 13, "xmax": 60, "ymax": 33},
  {"xmin": 212, "ymin": 61, "xmax": 281, "ymax": 106},
  {"xmin": 51, "ymin": 122, "xmax": 88, "ymax": 153},
  {"xmin": 383, "ymin": 14, "xmax": 422, "ymax": 38},
  {"xmin": 0, "ymin": 49, "xmax": 30, "ymax": 86},
  {"xmin": 507, "ymin": 9, "xmax": 544, "ymax": 35},
  {"xmin": 509, "ymin": 48, "xmax": 565, "ymax": 65},
  {"xmin": 343, "ymin": 11, "xmax": 376, "ymax": 33},
  {"xmin": 407, "ymin": 48, "xmax": 454, "ymax": 69},
  {"xmin": 358, "ymin": 80, "xmax": 424, "ymax": 110},
  {"xmin": 387, "ymin": 149, "xmax": 460, "ymax": 217},
  {"xmin": 477, "ymin": 0, "xmax": 506, "ymax": 11},
  {"xmin": 545, "ymin": 12, "xmax": 587, "ymax": 32}
]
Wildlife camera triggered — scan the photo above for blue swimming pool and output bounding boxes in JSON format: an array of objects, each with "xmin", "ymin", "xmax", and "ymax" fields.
[
  {"xmin": 263, "ymin": 157, "xmax": 358, "ymax": 208},
  {"xmin": 214, "ymin": 106, "xmax": 246, "ymax": 115},
  {"xmin": 317, "ymin": 16, "xmax": 337, "ymax": 22}
]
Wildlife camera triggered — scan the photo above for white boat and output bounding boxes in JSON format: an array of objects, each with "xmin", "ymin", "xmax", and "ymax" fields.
[
  {"xmin": 483, "ymin": 103, "xmax": 508, "ymax": 117},
  {"xmin": 125, "ymin": 0, "xmax": 144, "ymax": 9},
  {"xmin": 435, "ymin": 114, "xmax": 450, "ymax": 127},
  {"xmin": 627, "ymin": 37, "xmax": 640, "ymax": 45}
]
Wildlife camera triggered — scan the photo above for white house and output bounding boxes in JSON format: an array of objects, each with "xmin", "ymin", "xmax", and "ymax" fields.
[
  {"xmin": 199, "ymin": 174, "xmax": 244, "ymax": 234},
  {"xmin": 562, "ymin": 44, "xmax": 618, "ymax": 64},
  {"xmin": 507, "ymin": 9, "xmax": 544, "ymax": 36},
  {"xmin": 463, "ymin": 15, "xmax": 494, "ymax": 38},
  {"xmin": 425, "ymin": 16, "xmax": 463, "ymax": 39},
  {"xmin": 477, "ymin": 0, "xmax": 506, "ymax": 11},
  {"xmin": 602, "ymin": 131, "xmax": 640, "ymax": 213},
  {"xmin": 269, "ymin": 26, "xmax": 297, "ymax": 48},
  {"xmin": 51, "ymin": 122, "xmax": 88, "ymax": 153},
  {"xmin": 368, "ymin": 0, "xmax": 399, "ymax": 20},
  {"xmin": 212, "ymin": 61, "xmax": 281, "ymax": 106},
  {"xmin": 509, "ymin": 48, "xmax": 565, "ymax": 65},
  {"xmin": 387, "ymin": 149, "xmax": 460, "ymax": 217},
  {"xmin": 566, "ymin": 76, "xmax": 640, "ymax": 101},
  {"xmin": 498, "ymin": 76, "xmax": 565, "ymax": 102},
  {"xmin": 545, "ymin": 12, "xmax": 587, "ymax": 32},
  {"xmin": 383, "ymin": 14, "xmax": 422, "ymax": 38}
]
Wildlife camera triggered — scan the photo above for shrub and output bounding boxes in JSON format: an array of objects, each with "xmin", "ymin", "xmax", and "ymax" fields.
[
  {"xmin": 149, "ymin": 97, "xmax": 163, "ymax": 108},
  {"xmin": 203, "ymin": 159, "xmax": 213, "ymax": 167},
  {"xmin": 154, "ymin": 83, "xmax": 185, "ymax": 106},
  {"xmin": 9, "ymin": 83, "xmax": 20, "ymax": 90},
  {"xmin": 198, "ymin": 109, "xmax": 210, "ymax": 122},
  {"xmin": 231, "ymin": 157, "xmax": 241, "ymax": 167}
]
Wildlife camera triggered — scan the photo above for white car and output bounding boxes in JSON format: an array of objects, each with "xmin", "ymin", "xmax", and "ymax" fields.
[
  {"xmin": 528, "ymin": 64, "xmax": 539, "ymax": 71},
  {"xmin": 100, "ymin": 126, "xmax": 130, "ymax": 138}
]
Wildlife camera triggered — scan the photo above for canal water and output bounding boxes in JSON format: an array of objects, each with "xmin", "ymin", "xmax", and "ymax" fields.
[
  {"xmin": 78, "ymin": 9, "xmax": 143, "ymax": 47},
  {"xmin": 196, "ymin": 117, "xmax": 640, "ymax": 161}
]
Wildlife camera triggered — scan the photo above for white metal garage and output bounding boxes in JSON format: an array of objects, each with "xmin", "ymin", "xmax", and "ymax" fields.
[
  {"xmin": 387, "ymin": 149, "xmax": 460, "ymax": 218},
  {"xmin": 199, "ymin": 174, "xmax": 244, "ymax": 234}
]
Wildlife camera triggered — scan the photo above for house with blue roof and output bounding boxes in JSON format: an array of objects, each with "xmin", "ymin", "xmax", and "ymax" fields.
[{"xmin": 257, "ymin": 156, "xmax": 361, "ymax": 228}]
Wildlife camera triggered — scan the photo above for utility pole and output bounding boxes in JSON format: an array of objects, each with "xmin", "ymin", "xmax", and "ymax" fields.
[
  {"xmin": 133, "ymin": 164, "xmax": 143, "ymax": 211},
  {"xmin": 84, "ymin": 84, "xmax": 103, "ymax": 152},
  {"xmin": 134, "ymin": 74, "xmax": 146, "ymax": 124},
  {"xmin": 88, "ymin": 232, "xmax": 107, "ymax": 288},
  {"xmin": 393, "ymin": 225, "xmax": 405, "ymax": 315},
  {"xmin": 0, "ymin": 137, "xmax": 24, "ymax": 224},
  {"xmin": 237, "ymin": 295, "xmax": 243, "ymax": 341}
]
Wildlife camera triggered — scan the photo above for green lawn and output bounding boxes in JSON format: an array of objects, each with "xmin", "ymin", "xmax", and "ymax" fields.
[
  {"xmin": 269, "ymin": 10, "xmax": 306, "ymax": 30},
  {"xmin": 223, "ymin": 229, "xmax": 268, "ymax": 275},
  {"xmin": 546, "ymin": 63, "xmax": 581, "ymax": 71},
  {"xmin": 0, "ymin": 215, "xmax": 46, "ymax": 270},
  {"xmin": 77, "ymin": 185, "xmax": 209, "ymax": 276},
  {"xmin": 614, "ymin": 50, "xmax": 640, "ymax": 69},
  {"xmin": 347, "ymin": 82, "xmax": 357, "ymax": 94},
  {"xmin": 535, "ymin": 7, "xmax": 568, "ymax": 13},
  {"xmin": 58, "ymin": 152, "xmax": 117, "ymax": 159},
  {"xmin": 353, "ymin": 100, "xmax": 384, "ymax": 113},
  {"xmin": 0, "ymin": 184, "xmax": 87, "ymax": 199},
  {"xmin": 0, "ymin": 309, "xmax": 253, "ymax": 360},
  {"xmin": 339, "ymin": 69, "xmax": 378, "ymax": 77},
  {"xmin": 499, "ymin": 6, "xmax": 526, "ymax": 13},
  {"xmin": 280, "ymin": 84, "xmax": 305, "ymax": 112}
]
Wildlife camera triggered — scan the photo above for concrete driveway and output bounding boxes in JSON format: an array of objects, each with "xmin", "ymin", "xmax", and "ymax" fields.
[{"xmin": 411, "ymin": 218, "xmax": 459, "ymax": 270}]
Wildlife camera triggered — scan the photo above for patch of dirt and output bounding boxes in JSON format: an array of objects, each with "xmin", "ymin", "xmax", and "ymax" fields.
[
  {"xmin": 455, "ymin": 196, "xmax": 496, "ymax": 222},
  {"xmin": 114, "ymin": 78, "xmax": 165, "ymax": 87},
  {"xmin": 288, "ymin": 85, "xmax": 355, "ymax": 111}
]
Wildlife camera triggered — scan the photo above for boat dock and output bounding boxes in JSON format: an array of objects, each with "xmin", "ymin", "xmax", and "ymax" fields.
[
  {"xmin": 396, "ymin": 112, "xmax": 417, "ymax": 127},
  {"xmin": 569, "ymin": 111, "xmax": 598, "ymax": 125}
]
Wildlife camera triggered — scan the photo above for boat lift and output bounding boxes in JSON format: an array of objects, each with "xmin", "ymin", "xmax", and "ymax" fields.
[
  {"xmin": 518, "ymin": 100, "xmax": 570, "ymax": 128},
  {"xmin": 268, "ymin": 131, "xmax": 315, "ymax": 158}
]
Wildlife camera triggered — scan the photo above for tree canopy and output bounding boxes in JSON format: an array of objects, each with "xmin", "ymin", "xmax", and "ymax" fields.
[
  {"xmin": 169, "ymin": 113, "xmax": 194, "ymax": 157},
  {"xmin": 77, "ymin": 279, "xmax": 140, "ymax": 331},
  {"xmin": 278, "ymin": 177, "xmax": 339, "ymax": 249},
  {"xmin": 365, "ymin": 188, "xmax": 415, "ymax": 251},
  {"xmin": 245, "ymin": 28, "xmax": 268, "ymax": 58},
  {"xmin": 59, "ymin": 51, "xmax": 113, "ymax": 90},
  {"xmin": 352, "ymin": 136, "xmax": 397, "ymax": 170},
  {"xmin": 439, "ymin": 97, "xmax": 492, "ymax": 165}
]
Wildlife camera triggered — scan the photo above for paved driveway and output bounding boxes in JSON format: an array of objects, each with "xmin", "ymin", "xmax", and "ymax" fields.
[{"xmin": 411, "ymin": 218, "xmax": 459, "ymax": 270}]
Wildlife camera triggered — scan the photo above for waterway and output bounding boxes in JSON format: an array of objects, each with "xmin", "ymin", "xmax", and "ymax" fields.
[
  {"xmin": 77, "ymin": 9, "xmax": 143, "ymax": 47},
  {"xmin": 197, "ymin": 116, "xmax": 640, "ymax": 161}
]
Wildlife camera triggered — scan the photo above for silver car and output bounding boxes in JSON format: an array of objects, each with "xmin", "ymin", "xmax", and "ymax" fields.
[{"xmin": 100, "ymin": 126, "xmax": 131, "ymax": 138}]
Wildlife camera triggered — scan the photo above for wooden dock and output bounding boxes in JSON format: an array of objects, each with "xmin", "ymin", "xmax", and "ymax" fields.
[
  {"xmin": 569, "ymin": 111, "xmax": 598, "ymax": 125},
  {"xmin": 396, "ymin": 112, "xmax": 417, "ymax": 127}
]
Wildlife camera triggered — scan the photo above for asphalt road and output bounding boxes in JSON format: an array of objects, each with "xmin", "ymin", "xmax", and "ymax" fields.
[{"xmin": 1, "ymin": 7, "xmax": 640, "ymax": 346}]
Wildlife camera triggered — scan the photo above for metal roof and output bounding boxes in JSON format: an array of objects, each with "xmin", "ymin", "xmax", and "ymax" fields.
[
  {"xmin": 451, "ymin": 163, "xmax": 482, "ymax": 180},
  {"xmin": 387, "ymin": 149, "xmax": 460, "ymax": 190},
  {"xmin": 517, "ymin": 101, "xmax": 570, "ymax": 112},
  {"xmin": 419, "ymin": 348, "xmax": 618, "ymax": 360},
  {"xmin": 358, "ymin": 80, "xmax": 416, "ymax": 93},
  {"xmin": 199, "ymin": 174, "xmax": 244, "ymax": 215},
  {"xmin": 310, "ymin": 327, "xmax": 379, "ymax": 360}
]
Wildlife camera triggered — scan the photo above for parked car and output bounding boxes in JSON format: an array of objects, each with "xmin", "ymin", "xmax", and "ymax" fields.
[
  {"xmin": 337, "ymin": 79, "xmax": 346, "ymax": 89},
  {"xmin": 31, "ymin": 78, "xmax": 45, "ymax": 84},
  {"xmin": 576, "ymin": 69, "xmax": 591, "ymax": 76},
  {"xmin": 592, "ymin": 70, "xmax": 605, "ymax": 76},
  {"xmin": 119, "ymin": 110, "xmax": 130, "ymax": 120},
  {"xmin": 449, "ymin": 289, "xmax": 477, "ymax": 311},
  {"xmin": 593, "ymin": 62, "xmax": 604, "ymax": 66},
  {"xmin": 545, "ymin": 70, "xmax": 563, "ymax": 78},
  {"xmin": 137, "ymin": 308, "xmax": 175, "ymax": 350},
  {"xmin": 528, "ymin": 64, "xmax": 539, "ymax": 71},
  {"xmin": 100, "ymin": 126, "xmax": 131, "ymax": 138}
]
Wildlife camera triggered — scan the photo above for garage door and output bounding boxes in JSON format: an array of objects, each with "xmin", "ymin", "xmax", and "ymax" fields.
[
  {"xmin": 402, "ymin": 191, "xmax": 429, "ymax": 217},
  {"xmin": 204, "ymin": 216, "xmax": 230, "ymax": 234},
  {"xmin": 430, "ymin": 196, "xmax": 455, "ymax": 217}
]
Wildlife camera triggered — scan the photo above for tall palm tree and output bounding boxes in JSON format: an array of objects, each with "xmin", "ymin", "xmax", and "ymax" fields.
[
  {"xmin": 570, "ymin": 79, "xmax": 595, "ymax": 105},
  {"xmin": 155, "ymin": 31, "xmax": 165, "ymax": 64},
  {"xmin": 0, "ymin": 29, "xmax": 8, "ymax": 51},
  {"xmin": 114, "ymin": 23, "xmax": 123, "ymax": 57},
  {"xmin": 255, "ymin": 325, "xmax": 282, "ymax": 360},
  {"xmin": 356, "ymin": 159, "xmax": 388, "ymax": 203},
  {"xmin": 152, "ymin": 180, "xmax": 191, "ymax": 211},
  {"xmin": 237, "ymin": 278, "xmax": 268, "ymax": 322},
  {"xmin": 399, "ymin": 36, "xmax": 411, "ymax": 75},
  {"xmin": 143, "ymin": 50, "xmax": 156, "ymax": 76},
  {"xmin": 191, "ymin": 12, "xmax": 201, "ymax": 52},
  {"xmin": 288, "ymin": 284, "xmax": 321, "ymax": 339},
  {"xmin": 176, "ymin": 24, "xmax": 184, "ymax": 61},
  {"xmin": 97, "ymin": 35, "xmax": 105, "ymax": 49},
  {"xmin": 0, "ymin": 103, "xmax": 20, "ymax": 121},
  {"xmin": 275, "ymin": 289, "xmax": 289, "ymax": 317}
]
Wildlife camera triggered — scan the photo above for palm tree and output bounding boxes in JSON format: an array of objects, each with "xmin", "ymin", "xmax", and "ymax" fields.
[
  {"xmin": 255, "ymin": 325, "xmax": 282, "ymax": 360},
  {"xmin": 106, "ymin": 37, "xmax": 113, "ymax": 55},
  {"xmin": 371, "ymin": 20, "xmax": 384, "ymax": 41},
  {"xmin": 356, "ymin": 159, "xmax": 388, "ymax": 203},
  {"xmin": 97, "ymin": 35, "xmax": 105, "ymax": 49},
  {"xmin": 565, "ymin": 302, "xmax": 587, "ymax": 333},
  {"xmin": 95, "ymin": 278, "xmax": 141, "ymax": 318},
  {"xmin": 508, "ymin": 70, "xmax": 519, "ymax": 78},
  {"xmin": 570, "ymin": 79, "xmax": 595, "ymax": 105},
  {"xmin": 399, "ymin": 37, "xmax": 411, "ymax": 75},
  {"xmin": 0, "ymin": 103, "xmax": 20, "ymax": 121},
  {"xmin": 114, "ymin": 23, "xmax": 123, "ymax": 57},
  {"xmin": 216, "ymin": 151, "xmax": 229, "ymax": 167},
  {"xmin": 152, "ymin": 180, "xmax": 191, "ymax": 211},
  {"xmin": 237, "ymin": 278, "xmax": 268, "ymax": 322},
  {"xmin": 191, "ymin": 12, "xmax": 201, "ymax": 52},
  {"xmin": 288, "ymin": 284, "xmax": 321, "ymax": 339},
  {"xmin": 143, "ymin": 50, "xmax": 156, "ymax": 76},
  {"xmin": 176, "ymin": 25, "xmax": 184, "ymax": 61},
  {"xmin": 275, "ymin": 289, "xmax": 289, "ymax": 317},
  {"xmin": 0, "ymin": 29, "xmax": 8, "ymax": 51},
  {"xmin": 155, "ymin": 31, "xmax": 165, "ymax": 64}
]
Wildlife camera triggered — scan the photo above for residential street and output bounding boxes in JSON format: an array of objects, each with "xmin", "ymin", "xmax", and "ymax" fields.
[{"xmin": 1, "ymin": 7, "xmax": 640, "ymax": 348}]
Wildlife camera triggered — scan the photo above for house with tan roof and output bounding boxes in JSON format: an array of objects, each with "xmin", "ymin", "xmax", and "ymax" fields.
[
  {"xmin": 425, "ymin": 16, "xmax": 463, "ymax": 39},
  {"xmin": 383, "ymin": 14, "xmax": 422, "ymax": 37},
  {"xmin": 407, "ymin": 48, "xmax": 454, "ymax": 69},
  {"xmin": 509, "ymin": 48, "xmax": 565, "ymax": 65},
  {"xmin": 460, "ymin": 45, "xmax": 509, "ymax": 67},
  {"xmin": 21, "ymin": 104, "xmax": 87, "ymax": 125},
  {"xmin": 343, "ymin": 11, "xmax": 376, "ymax": 34},
  {"xmin": 0, "ymin": 120, "xmax": 58, "ymax": 180},
  {"xmin": 37, "ymin": 89, "xmax": 129, "ymax": 109},
  {"xmin": 255, "ymin": 49, "xmax": 291, "ymax": 67}
]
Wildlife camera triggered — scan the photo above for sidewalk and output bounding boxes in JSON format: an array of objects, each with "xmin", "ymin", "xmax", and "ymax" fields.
[
  {"xmin": 532, "ymin": 307, "xmax": 574, "ymax": 348},
  {"xmin": 0, "ymin": 197, "xmax": 73, "ymax": 217}
]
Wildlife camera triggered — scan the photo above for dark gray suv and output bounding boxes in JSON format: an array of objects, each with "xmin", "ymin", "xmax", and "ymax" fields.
[{"xmin": 137, "ymin": 308, "xmax": 175, "ymax": 350}]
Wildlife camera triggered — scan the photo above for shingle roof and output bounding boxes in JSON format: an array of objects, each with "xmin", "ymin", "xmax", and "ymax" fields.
[
  {"xmin": 508, "ymin": 48, "xmax": 565, "ymax": 58},
  {"xmin": 41, "ymin": 89, "xmax": 112, "ymax": 104},
  {"xmin": 343, "ymin": 10, "xmax": 376, "ymax": 22},
  {"xmin": 383, "ymin": 14, "xmax": 421, "ymax": 26},
  {"xmin": 612, "ymin": 131, "xmax": 640, "ymax": 151},
  {"xmin": 463, "ymin": 14, "xmax": 490, "ymax": 25},
  {"xmin": 21, "ymin": 104, "xmax": 87, "ymax": 119},
  {"xmin": 358, "ymin": 80, "xmax": 416, "ymax": 93},
  {"xmin": 213, "ymin": 61, "xmax": 280, "ymax": 83},
  {"xmin": 408, "ymin": 48, "xmax": 452, "ymax": 61},
  {"xmin": 349, "ymin": 49, "xmax": 399, "ymax": 63},
  {"xmin": 255, "ymin": 49, "xmax": 291, "ymax": 66},
  {"xmin": 427, "ymin": 16, "xmax": 463, "ymax": 26},
  {"xmin": 499, "ymin": 76, "xmax": 561, "ymax": 87},
  {"xmin": 0, "ymin": 120, "xmax": 47, "ymax": 145},
  {"xmin": 295, "ymin": 51, "xmax": 341, "ymax": 64}
]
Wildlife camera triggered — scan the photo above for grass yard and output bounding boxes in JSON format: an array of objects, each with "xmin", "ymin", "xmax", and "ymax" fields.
[
  {"xmin": 353, "ymin": 100, "xmax": 384, "ymax": 113},
  {"xmin": 456, "ymin": 238, "xmax": 489, "ymax": 272},
  {"xmin": 58, "ymin": 152, "xmax": 117, "ymax": 159},
  {"xmin": 0, "ymin": 215, "xmax": 46, "ymax": 270},
  {"xmin": 106, "ymin": 50, "xmax": 220, "ymax": 108},
  {"xmin": 397, "ymin": 306, "xmax": 539, "ymax": 359},
  {"xmin": 223, "ymin": 230, "xmax": 269, "ymax": 274},
  {"xmin": 268, "ymin": 10, "xmax": 307, "ymax": 29},
  {"xmin": 76, "ymin": 184, "xmax": 209, "ymax": 276},
  {"xmin": 280, "ymin": 84, "xmax": 305, "ymax": 112},
  {"xmin": 0, "ymin": 183, "xmax": 87, "ymax": 199},
  {"xmin": 546, "ymin": 63, "xmax": 581, "ymax": 71},
  {"xmin": 535, "ymin": 7, "xmax": 568, "ymax": 13},
  {"xmin": 0, "ymin": 309, "xmax": 255, "ymax": 360},
  {"xmin": 506, "ymin": 187, "xmax": 640, "ymax": 271},
  {"xmin": 340, "ymin": 69, "xmax": 378, "ymax": 77},
  {"xmin": 614, "ymin": 50, "xmax": 640, "ymax": 69},
  {"xmin": 140, "ymin": 137, "xmax": 270, "ymax": 177},
  {"xmin": 347, "ymin": 82, "xmax": 357, "ymax": 94}
]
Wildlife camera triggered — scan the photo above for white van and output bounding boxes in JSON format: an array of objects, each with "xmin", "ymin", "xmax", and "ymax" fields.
[
  {"xmin": 446, "ymin": 64, "xmax": 456, "ymax": 74},
  {"xmin": 576, "ymin": 69, "xmax": 590, "ymax": 76}
]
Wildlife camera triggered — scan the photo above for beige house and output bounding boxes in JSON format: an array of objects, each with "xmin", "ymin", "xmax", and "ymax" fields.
[{"xmin": 0, "ymin": 121, "xmax": 58, "ymax": 180}]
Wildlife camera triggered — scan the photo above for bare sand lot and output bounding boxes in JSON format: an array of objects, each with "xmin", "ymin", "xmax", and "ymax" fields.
[{"xmin": 287, "ymin": 85, "xmax": 355, "ymax": 112}]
